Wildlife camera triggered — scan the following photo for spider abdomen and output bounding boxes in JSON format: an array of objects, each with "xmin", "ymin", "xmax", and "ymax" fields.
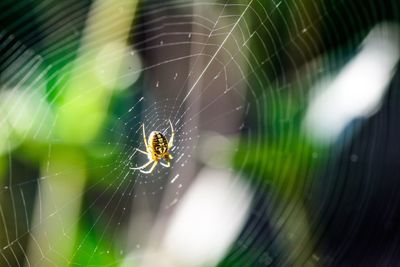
[
  {"xmin": 131, "ymin": 120, "xmax": 174, "ymax": 174},
  {"xmin": 149, "ymin": 131, "xmax": 168, "ymax": 157}
]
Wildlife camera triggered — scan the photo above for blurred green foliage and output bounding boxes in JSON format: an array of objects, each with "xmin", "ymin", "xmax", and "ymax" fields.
[{"xmin": 72, "ymin": 218, "xmax": 120, "ymax": 267}]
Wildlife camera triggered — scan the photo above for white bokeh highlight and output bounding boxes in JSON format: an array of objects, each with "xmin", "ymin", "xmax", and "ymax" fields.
[
  {"xmin": 304, "ymin": 23, "xmax": 400, "ymax": 144},
  {"xmin": 161, "ymin": 168, "xmax": 253, "ymax": 267}
]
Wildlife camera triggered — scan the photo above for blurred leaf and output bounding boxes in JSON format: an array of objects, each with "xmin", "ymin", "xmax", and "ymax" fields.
[{"xmin": 72, "ymin": 218, "xmax": 120, "ymax": 267}]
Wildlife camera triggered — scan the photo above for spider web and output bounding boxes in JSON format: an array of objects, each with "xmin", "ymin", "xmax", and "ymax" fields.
[{"xmin": 0, "ymin": 0, "xmax": 399, "ymax": 266}]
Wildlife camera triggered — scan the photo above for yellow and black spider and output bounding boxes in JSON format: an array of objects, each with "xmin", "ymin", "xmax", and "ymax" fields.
[{"xmin": 130, "ymin": 120, "xmax": 174, "ymax": 174}]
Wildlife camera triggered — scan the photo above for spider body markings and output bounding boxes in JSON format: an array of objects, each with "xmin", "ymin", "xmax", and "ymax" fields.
[{"xmin": 130, "ymin": 120, "xmax": 174, "ymax": 174}]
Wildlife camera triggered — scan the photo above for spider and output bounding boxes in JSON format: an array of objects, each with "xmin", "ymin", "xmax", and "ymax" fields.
[{"xmin": 130, "ymin": 120, "xmax": 175, "ymax": 174}]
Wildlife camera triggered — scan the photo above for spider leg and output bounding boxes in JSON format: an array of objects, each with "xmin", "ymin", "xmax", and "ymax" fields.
[
  {"xmin": 130, "ymin": 159, "xmax": 153, "ymax": 170},
  {"xmin": 140, "ymin": 161, "xmax": 158, "ymax": 174},
  {"xmin": 135, "ymin": 148, "xmax": 148, "ymax": 155},
  {"xmin": 142, "ymin": 123, "xmax": 149, "ymax": 149},
  {"xmin": 168, "ymin": 119, "xmax": 175, "ymax": 148},
  {"xmin": 160, "ymin": 161, "xmax": 170, "ymax": 168}
]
